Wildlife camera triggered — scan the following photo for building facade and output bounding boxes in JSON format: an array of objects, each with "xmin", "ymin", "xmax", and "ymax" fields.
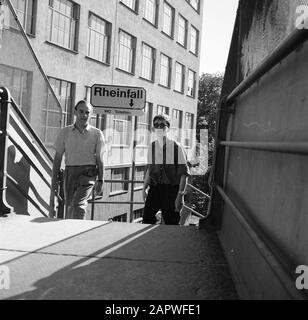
[{"xmin": 0, "ymin": 0, "xmax": 203, "ymax": 222}]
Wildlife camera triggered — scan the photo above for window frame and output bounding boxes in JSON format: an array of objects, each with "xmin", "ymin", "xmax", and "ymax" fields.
[
  {"xmin": 140, "ymin": 42, "xmax": 156, "ymax": 82},
  {"xmin": 162, "ymin": 1, "xmax": 175, "ymax": 39},
  {"xmin": 159, "ymin": 53, "xmax": 172, "ymax": 88},
  {"xmin": 42, "ymin": 76, "xmax": 74, "ymax": 145},
  {"xmin": 112, "ymin": 114, "xmax": 132, "ymax": 147},
  {"xmin": 117, "ymin": 29, "xmax": 137, "ymax": 74},
  {"xmin": 134, "ymin": 166, "xmax": 147, "ymax": 191},
  {"xmin": 48, "ymin": 0, "xmax": 80, "ymax": 52},
  {"xmin": 184, "ymin": 112, "xmax": 194, "ymax": 148},
  {"xmin": 110, "ymin": 167, "xmax": 130, "ymax": 195},
  {"xmin": 189, "ymin": 24, "xmax": 199, "ymax": 56},
  {"xmin": 87, "ymin": 11, "xmax": 111, "ymax": 65},
  {"xmin": 0, "ymin": 63, "xmax": 32, "ymax": 119},
  {"xmin": 187, "ymin": 69, "xmax": 196, "ymax": 98},
  {"xmin": 170, "ymin": 108, "xmax": 183, "ymax": 143},
  {"xmin": 174, "ymin": 62, "xmax": 185, "ymax": 93},
  {"xmin": 6, "ymin": 0, "xmax": 37, "ymax": 36},
  {"xmin": 137, "ymin": 102, "xmax": 152, "ymax": 147},
  {"xmin": 143, "ymin": 0, "xmax": 158, "ymax": 27},
  {"xmin": 177, "ymin": 14, "xmax": 188, "ymax": 48},
  {"xmin": 186, "ymin": 0, "xmax": 201, "ymax": 13},
  {"xmin": 119, "ymin": 0, "xmax": 139, "ymax": 14}
]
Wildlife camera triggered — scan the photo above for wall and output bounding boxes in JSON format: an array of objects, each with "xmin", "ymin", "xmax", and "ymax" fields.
[{"xmin": 210, "ymin": 0, "xmax": 308, "ymax": 299}]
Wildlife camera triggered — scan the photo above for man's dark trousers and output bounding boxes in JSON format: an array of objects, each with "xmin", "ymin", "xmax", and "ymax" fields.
[{"xmin": 143, "ymin": 184, "xmax": 180, "ymax": 225}]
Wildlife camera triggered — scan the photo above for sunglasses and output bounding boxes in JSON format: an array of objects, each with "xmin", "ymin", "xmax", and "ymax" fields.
[{"xmin": 153, "ymin": 123, "xmax": 167, "ymax": 129}]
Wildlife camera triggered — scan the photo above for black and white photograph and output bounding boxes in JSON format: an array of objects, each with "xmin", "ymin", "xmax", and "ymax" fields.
[{"xmin": 0, "ymin": 0, "xmax": 307, "ymax": 305}]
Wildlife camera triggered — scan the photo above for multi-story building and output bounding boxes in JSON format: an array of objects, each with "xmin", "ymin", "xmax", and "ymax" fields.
[{"xmin": 0, "ymin": 0, "xmax": 203, "ymax": 222}]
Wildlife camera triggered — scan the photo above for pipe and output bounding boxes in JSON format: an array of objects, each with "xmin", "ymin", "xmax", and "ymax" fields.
[
  {"xmin": 227, "ymin": 29, "xmax": 308, "ymax": 103},
  {"xmin": 220, "ymin": 141, "xmax": 308, "ymax": 155}
]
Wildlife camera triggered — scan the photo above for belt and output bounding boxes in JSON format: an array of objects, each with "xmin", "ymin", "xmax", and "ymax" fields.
[{"xmin": 66, "ymin": 165, "xmax": 98, "ymax": 177}]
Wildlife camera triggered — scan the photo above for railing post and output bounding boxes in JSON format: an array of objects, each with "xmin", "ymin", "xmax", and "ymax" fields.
[
  {"xmin": 129, "ymin": 116, "xmax": 138, "ymax": 222},
  {"xmin": 0, "ymin": 87, "xmax": 14, "ymax": 216}
]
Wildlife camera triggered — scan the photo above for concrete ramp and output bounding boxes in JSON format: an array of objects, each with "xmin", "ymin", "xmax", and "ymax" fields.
[{"xmin": 0, "ymin": 215, "xmax": 237, "ymax": 300}]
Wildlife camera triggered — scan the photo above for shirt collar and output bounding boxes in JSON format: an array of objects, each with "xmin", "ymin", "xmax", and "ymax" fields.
[{"xmin": 72, "ymin": 123, "xmax": 90, "ymax": 134}]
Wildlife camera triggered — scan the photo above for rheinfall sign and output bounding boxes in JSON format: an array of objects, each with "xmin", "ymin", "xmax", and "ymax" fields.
[{"xmin": 91, "ymin": 84, "xmax": 146, "ymax": 116}]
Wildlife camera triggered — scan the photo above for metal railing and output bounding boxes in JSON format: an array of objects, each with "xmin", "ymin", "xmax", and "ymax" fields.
[
  {"xmin": 89, "ymin": 180, "xmax": 209, "ymax": 222},
  {"xmin": 0, "ymin": 87, "xmax": 63, "ymax": 217},
  {"xmin": 208, "ymin": 24, "xmax": 308, "ymax": 299}
]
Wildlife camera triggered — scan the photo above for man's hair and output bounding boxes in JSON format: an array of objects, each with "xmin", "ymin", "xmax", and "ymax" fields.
[
  {"xmin": 153, "ymin": 114, "xmax": 170, "ymax": 128},
  {"xmin": 75, "ymin": 100, "xmax": 92, "ymax": 111}
]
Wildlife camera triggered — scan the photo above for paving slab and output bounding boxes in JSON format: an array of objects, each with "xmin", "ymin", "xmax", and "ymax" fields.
[{"xmin": 0, "ymin": 215, "xmax": 238, "ymax": 300}]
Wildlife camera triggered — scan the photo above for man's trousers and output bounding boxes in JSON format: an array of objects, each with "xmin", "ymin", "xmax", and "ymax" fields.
[
  {"xmin": 143, "ymin": 184, "xmax": 180, "ymax": 225},
  {"xmin": 64, "ymin": 166, "xmax": 97, "ymax": 220}
]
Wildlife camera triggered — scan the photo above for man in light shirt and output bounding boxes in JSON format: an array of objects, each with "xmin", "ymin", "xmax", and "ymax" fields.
[{"xmin": 49, "ymin": 100, "xmax": 105, "ymax": 219}]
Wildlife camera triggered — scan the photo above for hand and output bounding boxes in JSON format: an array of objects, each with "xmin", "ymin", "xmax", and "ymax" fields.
[
  {"xmin": 175, "ymin": 194, "xmax": 184, "ymax": 213},
  {"xmin": 49, "ymin": 197, "xmax": 56, "ymax": 219},
  {"xmin": 94, "ymin": 180, "xmax": 104, "ymax": 197},
  {"xmin": 142, "ymin": 187, "xmax": 148, "ymax": 202}
]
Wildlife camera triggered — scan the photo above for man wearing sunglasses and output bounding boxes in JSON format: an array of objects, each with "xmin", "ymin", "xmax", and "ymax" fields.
[{"xmin": 142, "ymin": 114, "xmax": 190, "ymax": 225}]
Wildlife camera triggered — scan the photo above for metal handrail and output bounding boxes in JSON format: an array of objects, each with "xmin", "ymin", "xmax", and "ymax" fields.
[
  {"xmin": 187, "ymin": 183, "xmax": 210, "ymax": 199},
  {"xmin": 216, "ymin": 185, "xmax": 307, "ymax": 300},
  {"xmin": 8, "ymin": 134, "xmax": 52, "ymax": 188},
  {"xmin": 183, "ymin": 204, "xmax": 205, "ymax": 219},
  {"xmin": 226, "ymin": 28, "xmax": 308, "ymax": 104},
  {"xmin": 9, "ymin": 98, "xmax": 53, "ymax": 163},
  {"xmin": 7, "ymin": 174, "xmax": 48, "ymax": 217},
  {"xmin": 6, "ymin": 0, "xmax": 63, "ymax": 127},
  {"xmin": 220, "ymin": 141, "xmax": 308, "ymax": 155}
]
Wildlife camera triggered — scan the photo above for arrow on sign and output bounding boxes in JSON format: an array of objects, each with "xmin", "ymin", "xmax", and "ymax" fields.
[{"xmin": 129, "ymin": 99, "xmax": 134, "ymax": 107}]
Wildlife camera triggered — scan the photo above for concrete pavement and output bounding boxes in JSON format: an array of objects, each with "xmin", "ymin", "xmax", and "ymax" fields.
[{"xmin": 0, "ymin": 215, "xmax": 238, "ymax": 300}]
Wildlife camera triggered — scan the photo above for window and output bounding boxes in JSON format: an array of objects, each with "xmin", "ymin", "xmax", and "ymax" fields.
[
  {"xmin": 112, "ymin": 115, "xmax": 132, "ymax": 146},
  {"xmin": 120, "ymin": 0, "xmax": 138, "ymax": 12},
  {"xmin": 187, "ymin": 0, "xmax": 200, "ymax": 12},
  {"xmin": 117, "ymin": 30, "xmax": 136, "ymax": 73},
  {"xmin": 170, "ymin": 109, "xmax": 182, "ymax": 142},
  {"xmin": 48, "ymin": 0, "xmax": 79, "ymax": 51},
  {"xmin": 133, "ymin": 209, "xmax": 143, "ymax": 222},
  {"xmin": 134, "ymin": 166, "xmax": 146, "ymax": 190},
  {"xmin": 110, "ymin": 167, "xmax": 129, "ymax": 194},
  {"xmin": 156, "ymin": 105, "xmax": 169, "ymax": 116},
  {"xmin": 0, "ymin": 64, "xmax": 32, "ymax": 119},
  {"xmin": 174, "ymin": 62, "xmax": 185, "ymax": 93},
  {"xmin": 137, "ymin": 102, "xmax": 152, "ymax": 146},
  {"xmin": 144, "ymin": 0, "xmax": 158, "ymax": 26},
  {"xmin": 187, "ymin": 69, "xmax": 196, "ymax": 98},
  {"xmin": 177, "ymin": 15, "xmax": 187, "ymax": 47},
  {"xmin": 184, "ymin": 112, "xmax": 194, "ymax": 147},
  {"xmin": 6, "ymin": 0, "xmax": 36, "ymax": 35},
  {"xmin": 141, "ymin": 43, "xmax": 155, "ymax": 81},
  {"xmin": 41, "ymin": 77, "xmax": 74, "ymax": 144},
  {"xmin": 162, "ymin": 2, "xmax": 174, "ymax": 38},
  {"xmin": 159, "ymin": 53, "xmax": 171, "ymax": 87},
  {"xmin": 190, "ymin": 25, "xmax": 199, "ymax": 55},
  {"xmin": 87, "ymin": 13, "xmax": 111, "ymax": 64}
]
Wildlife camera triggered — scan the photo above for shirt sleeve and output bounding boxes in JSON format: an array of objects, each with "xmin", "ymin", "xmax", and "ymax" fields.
[{"xmin": 53, "ymin": 129, "xmax": 65, "ymax": 155}]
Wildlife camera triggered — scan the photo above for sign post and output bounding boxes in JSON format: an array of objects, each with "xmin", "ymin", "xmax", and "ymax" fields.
[
  {"xmin": 90, "ymin": 84, "xmax": 147, "ymax": 222},
  {"xmin": 91, "ymin": 84, "xmax": 146, "ymax": 116}
]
